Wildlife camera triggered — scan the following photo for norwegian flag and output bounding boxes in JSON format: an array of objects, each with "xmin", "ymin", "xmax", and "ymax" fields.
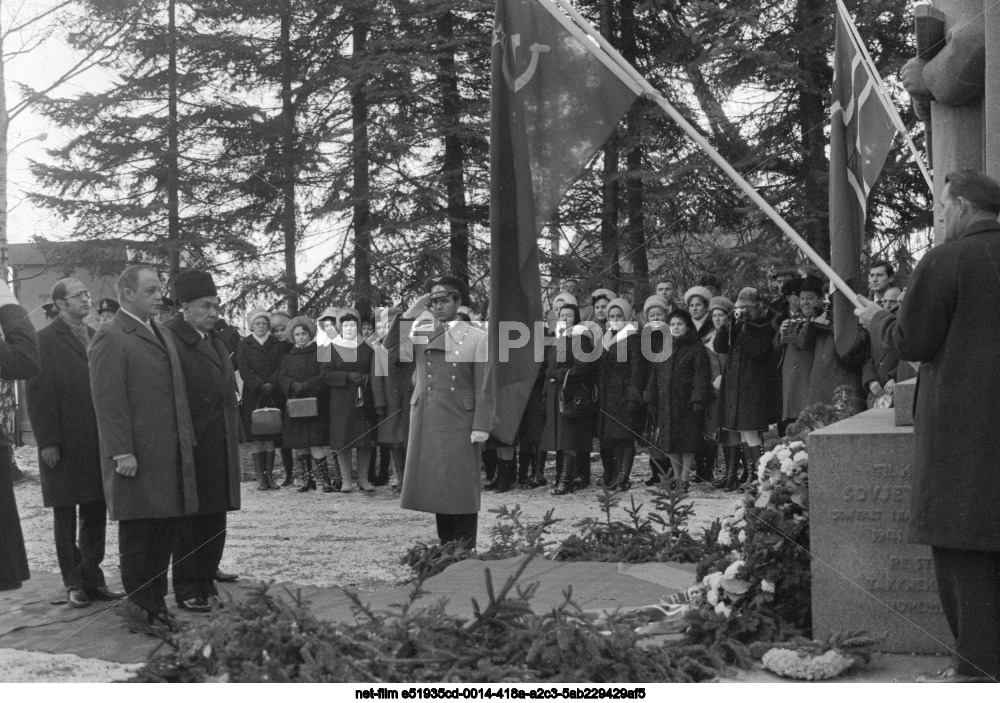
[{"xmin": 829, "ymin": 0, "xmax": 899, "ymax": 356}]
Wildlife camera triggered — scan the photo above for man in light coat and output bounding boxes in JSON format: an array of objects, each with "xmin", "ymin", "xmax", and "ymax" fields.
[
  {"xmin": 89, "ymin": 265, "xmax": 197, "ymax": 629},
  {"xmin": 384, "ymin": 275, "xmax": 489, "ymax": 547},
  {"xmin": 27, "ymin": 278, "xmax": 124, "ymax": 608},
  {"xmin": 856, "ymin": 170, "xmax": 1000, "ymax": 683}
]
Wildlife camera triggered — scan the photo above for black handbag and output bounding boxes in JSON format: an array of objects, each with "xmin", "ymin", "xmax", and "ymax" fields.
[
  {"xmin": 558, "ymin": 369, "xmax": 594, "ymax": 418},
  {"xmin": 642, "ymin": 407, "xmax": 660, "ymax": 448}
]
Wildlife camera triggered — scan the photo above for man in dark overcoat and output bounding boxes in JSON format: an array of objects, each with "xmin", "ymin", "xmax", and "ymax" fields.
[
  {"xmin": 372, "ymin": 306, "xmax": 413, "ymax": 492},
  {"xmin": 856, "ymin": 170, "xmax": 1000, "ymax": 683},
  {"xmin": 26, "ymin": 278, "xmax": 124, "ymax": 608},
  {"xmin": 0, "ymin": 279, "xmax": 40, "ymax": 592},
  {"xmin": 165, "ymin": 270, "xmax": 241, "ymax": 611},
  {"xmin": 384, "ymin": 275, "xmax": 490, "ymax": 547},
  {"xmin": 89, "ymin": 265, "xmax": 197, "ymax": 628}
]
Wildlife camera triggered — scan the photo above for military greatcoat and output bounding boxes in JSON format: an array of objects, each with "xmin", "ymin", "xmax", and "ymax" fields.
[{"xmin": 387, "ymin": 317, "xmax": 489, "ymax": 515}]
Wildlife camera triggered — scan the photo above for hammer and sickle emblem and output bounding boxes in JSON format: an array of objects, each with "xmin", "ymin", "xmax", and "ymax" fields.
[{"xmin": 501, "ymin": 33, "xmax": 551, "ymax": 92}]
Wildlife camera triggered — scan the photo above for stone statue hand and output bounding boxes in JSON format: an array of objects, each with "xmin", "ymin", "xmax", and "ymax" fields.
[
  {"xmin": 901, "ymin": 57, "xmax": 931, "ymax": 98},
  {"xmin": 911, "ymin": 96, "xmax": 932, "ymax": 122}
]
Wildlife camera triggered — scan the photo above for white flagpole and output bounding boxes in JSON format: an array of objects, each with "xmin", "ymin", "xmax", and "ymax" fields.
[
  {"xmin": 836, "ymin": 0, "xmax": 934, "ymax": 195},
  {"xmin": 542, "ymin": 0, "xmax": 860, "ymax": 304}
]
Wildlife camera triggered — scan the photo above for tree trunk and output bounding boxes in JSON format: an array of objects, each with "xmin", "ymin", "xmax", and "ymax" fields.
[
  {"xmin": 436, "ymin": 9, "xmax": 470, "ymax": 288},
  {"xmin": 279, "ymin": 1, "xmax": 299, "ymax": 316},
  {"xmin": 0, "ymin": 16, "xmax": 16, "ymax": 445},
  {"xmin": 166, "ymin": 0, "xmax": 181, "ymax": 294},
  {"xmin": 598, "ymin": 0, "xmax": 620, "ymax": 291},
  {"xmin": 351, "ymin": 19, "xmax": 373, "ymax": 320},
  {"xmin": 796, "ymin": 0, "xmax": 830, "ymax": 260},
  {"xmin": 619, "ymin": 0, "xmax": 648, "ymax": 302}
]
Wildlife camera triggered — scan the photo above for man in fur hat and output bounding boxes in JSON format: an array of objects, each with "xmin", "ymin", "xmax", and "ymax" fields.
[{"xmin": 164, "ymin": 269, "xmax": 242, "ymax": 612}]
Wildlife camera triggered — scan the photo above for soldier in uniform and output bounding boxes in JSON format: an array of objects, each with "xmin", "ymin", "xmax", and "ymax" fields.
[
  {"xmin": 383, "ymin": 275, "xmax": 489, "ymax": 547},
  {"xmin": 97, "ymin": 298, "xmax": 120, "ymax": 328}
]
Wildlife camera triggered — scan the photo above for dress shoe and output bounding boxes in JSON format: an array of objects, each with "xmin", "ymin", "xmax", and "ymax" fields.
[
  {"xmin": 87, "ymin": 585, "xmax": 126, "ymax": 601},
  {"xmin": 214, "ymin": 569, "xmax": 238, "ymax": 582},
  {"xmin": 149, "ymin": 610, "xmax": 181, "ymax": 632},
  {"xmin": 177, "ymin": 597, "xmax": 211, "ymax": 613},
  {"xmin": 915, "ymin": 665, "xmax": 993, "ymax": 683},
  {"xmin": 67, "ymin": 588, "xmax": 91, "ymax": 609}
]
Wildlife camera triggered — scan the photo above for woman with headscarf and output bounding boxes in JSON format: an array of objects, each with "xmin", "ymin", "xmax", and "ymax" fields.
[
  {"xmin": 237, "ymin": 309, "xmax": 287, "ymax": 490},
  {"xmin": 538, "ymin": 302, "xmax": 595, "ymax": 494},
  {"xmin": 638, "ymin": 295, "xmax": 670, "ymax": 486},
  {"xmin": 644, "ymin": 309, "xmax": 711, "ymax": 493},
  {"xmin": 275, "ymin": 316, "xmax": 333, "ymax": 491},
  {"xmin": 322, "ymin": 308, "xmax": 377, "ymax": 492},
  {"xmin": 595, "ymin": 297, "xmax": 643, "ymax": 490},
  {"xmin": 705, "ymin": 295, "xmax": 735, "ymax": 485},
  {"xmin": 713, "ymin": 287, "xmax": 782, "ymax": 491}
]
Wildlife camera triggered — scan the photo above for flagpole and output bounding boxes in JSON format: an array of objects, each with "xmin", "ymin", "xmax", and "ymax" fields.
[
  {"xmin": 836, "ymin": 0, "xmax": 934, "ymax": 194},
  {"xmin": 544, "ymin": 0, "xmax": 860, "ymax": 305}
]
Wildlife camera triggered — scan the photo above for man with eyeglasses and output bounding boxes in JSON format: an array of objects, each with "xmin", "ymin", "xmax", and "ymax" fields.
[
  {"xmin": 383, "ymin": 275, "xmax": 489, "ymax": 549},
  {"xmin": 27, "ymin": 279, "xmax": 124, "ymax": 609}
]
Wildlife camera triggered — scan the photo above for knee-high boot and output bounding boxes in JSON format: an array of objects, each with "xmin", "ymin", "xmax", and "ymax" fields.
[
  {"xmin": 496, "ymin": 458, "xmax": 515, "ymax": 493},
  {"xmin": 528, "ymin": 446, "xmax": 547, "ymax": 488},
  {"xmin": 296, "ymin": 455, "xmax": 316, "ymax": 492},
  {"xmin": 575, "ymin": 451, "xmax": 590, "ymax": 488},
  {"xmin": 272, "ymin": 448, "xmax": 290, "ymax": 489},
  {"xmin": 253, "ymin": 452, "xmax": 269, "ymax": 491},
  {"xmin": 551, "ymin": 451, "xmax": 576, "ymax": 495},
  {"xmin": 713, "ymin": 445, "xmax": 740, "ymax": 491},
  {"xmin": 482, "ymin": 446, "xmax": 498, "ymax": 490},
  {"xmin": 516, "ymin": 446, "xmax": 531, "ymax": 488},
  {"xmin": 336, "ymin": 452, "xmax": 355, "ymax": 493},
  {"xmin": 280, "ymin": 452, "xmax": 295, "ymax": 486},
  {"xmin": 616, "ymin": 443, "xmax": 636, "ymax": 491},
  {"xmin": 599, "ymin": 443, "xmax": 615, "ymax": 486},
  {"xmin": 316, "ymin": 456, "xmax": 335, "ymax": 492},
  {"xmin": 740, "ymin": 443, "xmax": 763, "ymax": 488},
  {"xmin": 391, "ymin": 444, "xmax": 406, "ymax": 493}
]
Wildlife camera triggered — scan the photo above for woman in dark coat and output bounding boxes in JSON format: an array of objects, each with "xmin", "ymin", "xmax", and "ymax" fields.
[
  {"xmin": 276, "ymin": 316, "xmax": 333, "ymax": 492},
  {"xmin": 322, "ymin": 309, "xmax": 377, "ymax": 492},
  {"xmin": 372, "ymin": 307, "xmax": 414, "ymax": 493},
  {"xmin": 645, "ymin": 309, "xmax": 711, "ymax": 493},
  {"xmin": 538, "ymin": 303, "xmax": 595, "ymax": 495},
  {"xmin": 595, "ymin": 297, "xmax": 643, "ymax": 490},
  {"xmin": 237, "ymin": 308, "xmax": 287, "ymax": 490},
  {"xmin": 636, "ymin": 295, "xmax": 670, "ymax": 486},
  {"xmin": 0, "ymin": 288, "xmax": 41, "ymax": 591},
  {"xmin": 712, "ymin": 287, "xmax": 781, "ymax": 491}
]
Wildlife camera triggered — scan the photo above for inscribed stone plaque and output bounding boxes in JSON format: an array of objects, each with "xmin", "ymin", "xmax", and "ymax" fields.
[{"xmin": 808, "ymin": 409, "xmax": 951, "ymax": 653}]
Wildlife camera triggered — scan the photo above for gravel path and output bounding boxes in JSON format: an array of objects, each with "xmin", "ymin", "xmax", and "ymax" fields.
[{"xmin": 7, "ymin": 445, "xmax": 738, "ymax": 680}]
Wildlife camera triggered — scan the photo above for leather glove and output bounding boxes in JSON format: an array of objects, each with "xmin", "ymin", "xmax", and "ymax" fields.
[
  {"xmin": 347, "ymin": 372, "xmax": 368, "ymax": 383},
  {"xmin": 260, "ymin": 382, "xmax": 273, "ymax": 395},
  {"xmin": 375, "ymin": 406, "xmax": 387, "ymax": 416},
  {"xmin": 691, "ymin": 402, "xmax": 705, "ymax": 414}
]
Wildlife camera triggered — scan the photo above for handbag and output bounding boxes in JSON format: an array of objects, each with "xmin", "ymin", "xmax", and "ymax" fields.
[
  {"xmin": 251, "ymin": 406, "xmax": 282, "ymax": 435},
  {"xmin": 642, "ymin": 407, "xmax": 660, "ymax": 448},
  {"xmin": 286, "ymin": 397, "xmax": 318, "ymax": 418},
  {"xmin": 558, "ymin": 368, "xmax": 594, "ymax": 418}
]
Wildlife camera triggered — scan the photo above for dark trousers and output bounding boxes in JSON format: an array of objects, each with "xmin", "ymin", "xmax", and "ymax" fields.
[
  {"xmin": 119, "ymin": 517, "xmax": 177, "ymax": 614},
  {"xmin": 172, "ymin": 511, "xmax": 227, "ymax": 603},
  {"xmin": 932, "ymin": 546, "xmax": 1000, "ymax": 679},
  {"xmin": 435, "ymin": 513, "xmax": 478, "ymax": 548},
  {"xmin": 53, "ymin": 499, "xmax": 108, "ymax": 591}
]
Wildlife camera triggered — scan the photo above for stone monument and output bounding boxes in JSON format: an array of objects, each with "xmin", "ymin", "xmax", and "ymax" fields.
[{"xmin": 809, "ymin": 409, "xmax": 951, "ymax": 653}]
